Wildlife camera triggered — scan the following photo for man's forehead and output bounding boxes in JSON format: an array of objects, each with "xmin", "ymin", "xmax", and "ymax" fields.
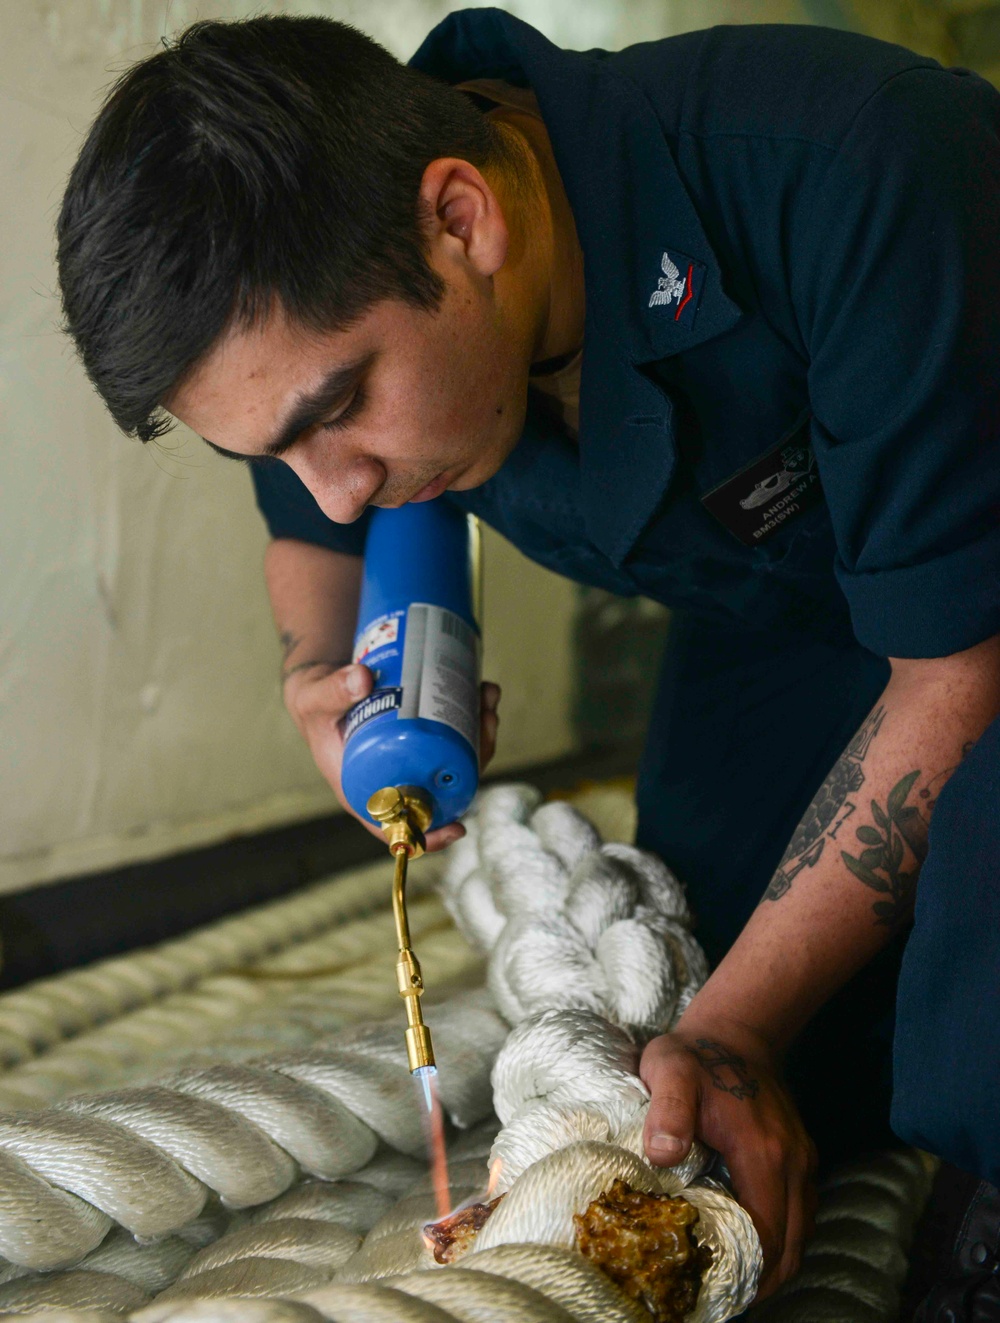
[
  {"xmin": 213, "ymin": 307, "xmax": 352, "ymax": 376},
  {"xmin": 169, "ymin": 311, "xmax": 363, "ymax": 411}
]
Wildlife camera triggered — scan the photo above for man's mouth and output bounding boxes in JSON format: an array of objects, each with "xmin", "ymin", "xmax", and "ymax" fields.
[
  {"xmin": 409, "ymin": 469, "xmax": 454, "ymax": 503},
  {"xmin": 373, "ymin": 463, "xmax": 468, "ymax": 510}
]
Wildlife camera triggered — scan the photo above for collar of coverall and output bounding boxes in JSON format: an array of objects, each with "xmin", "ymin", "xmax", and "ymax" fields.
[{"xmin": 410, "ymin": 7, "xmax": 744, "ymax": 566}]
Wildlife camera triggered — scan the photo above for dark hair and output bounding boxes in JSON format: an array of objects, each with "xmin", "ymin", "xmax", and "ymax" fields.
[{"xmin": 57, "ymin": 16, "xmax": 504, "ymax": 441}]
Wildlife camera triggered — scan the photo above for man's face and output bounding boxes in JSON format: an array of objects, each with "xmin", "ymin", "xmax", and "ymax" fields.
[{"xmin": 168, "ymin": 274, "xmax": 529, "ymax": 524}]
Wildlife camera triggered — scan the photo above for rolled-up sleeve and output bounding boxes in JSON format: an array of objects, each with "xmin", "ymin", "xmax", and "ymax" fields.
[
  {"xmin": 798, "ymin": 66, "xmax": 1000, "ymax": 658},
  {"xmin": 250, "ymin": 460, "xmax": 369, "ymax": 556}
]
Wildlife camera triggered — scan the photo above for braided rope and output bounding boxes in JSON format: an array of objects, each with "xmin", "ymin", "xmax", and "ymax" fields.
[
  {"xmin": 0, "ymin": 785, "xmax": 935, "ymax": 1322},
  {"xmin": 0, "ymin": 892, "xmax": 459, "ymax": 1113},
  {"xmin": 0, "ymin": 857, "xmax": 444, "ymax": 1074},
  {"xmin": 427, "ymin": 786, "xmax": 756, "ymax": 1322},
  {"xmin": 0, "ymin": 994, "xmax": 504, "ymax": 1278},
  {"xmin": 3, "ymin": 1143, "xmax": 933, "ymax": 1323},
  {"xmin": 440, "ymin": 787, "xmax": 707, "ymax": 1033},
  {"xmin": 747, "ymin": 1150, "xmax": 935, "ymax": 1322}
]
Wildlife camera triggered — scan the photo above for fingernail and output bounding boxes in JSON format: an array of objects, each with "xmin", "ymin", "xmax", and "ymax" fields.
[
  {"xmin": 648, "ymin": 1133, "xmax": 685, "ymax": 1160},
  {"xmin": 345, "ymin": 667, "xmax": 366, "ymax": 699}
]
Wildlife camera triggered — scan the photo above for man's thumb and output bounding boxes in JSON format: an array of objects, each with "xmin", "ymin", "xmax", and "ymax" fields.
[{"xmin": 642, "ymin": 1061, "xmax": 697, "ymax": 1168}]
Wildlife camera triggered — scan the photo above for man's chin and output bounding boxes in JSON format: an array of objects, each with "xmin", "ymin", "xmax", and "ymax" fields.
[{"xmin": 449, "ymin": 429, "xmax": 522, "ymax": 494}]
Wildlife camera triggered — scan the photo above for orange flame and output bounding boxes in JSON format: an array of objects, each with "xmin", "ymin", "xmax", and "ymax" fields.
[{"xmin": 416, "ymin": 1070, "xmax": 451, "ymax": 1221}]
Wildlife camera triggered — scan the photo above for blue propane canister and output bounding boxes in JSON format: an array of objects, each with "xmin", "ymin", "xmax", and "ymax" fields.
[{"xmin": 340, "ymin": 499, "xmax": 482, "ymax": 832}]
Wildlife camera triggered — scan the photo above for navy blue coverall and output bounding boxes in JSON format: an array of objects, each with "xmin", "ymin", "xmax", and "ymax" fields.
[{"xmin": 252, "ymin": 12, "xmax": 1000, "ymax": 1181}]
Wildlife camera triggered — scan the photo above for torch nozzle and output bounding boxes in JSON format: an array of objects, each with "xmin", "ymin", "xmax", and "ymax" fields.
[{"xmin": 368, "ymin": 787, "xmax": 436, "ymax": 1074}]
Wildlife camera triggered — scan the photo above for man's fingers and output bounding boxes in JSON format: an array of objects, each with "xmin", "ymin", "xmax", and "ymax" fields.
[
  {"xmin": 774, "ymin": 1136, "xmax": 817, "ymax": 1287},
  {"xmin": 423, "ymin": 686, "xmax": 500, "ymax": 847},
  {"xmin": 775, "ymin": 1164, "xmax": 812, "ymax": 1290},
  {"xmin": 480, "ymin": 683, "xmax": 501, "ymax": 768},
  {"xmin": 640, "ymin": 1044, "xmax": 698, "ymax": 1166},
  {"xmin": 644, "ymin": 1089, "xmax": 696, "ymax": 1165},
  {"xmin": 480, "ymin": 711, "xmax": 499, "ymax": 768},
  {"xmin": 293, "ymin": 663, "xmax": 470, "ymax": 854},
  {"xmin": 337, "ymin": 663, "xmax": 372, "ymax": 705},
  {"xmin": 478, "ymin": 681, "xmax": 501, "ymax": 768},
  {"xmin": 295, "ymin": 663, "xmax": 372, "ymax": 722},
  {"xmin": 805, "ymin": 1172, "xmax": 819, "ymax": 1227},
  {"xmin": 425, "ymin": 823, "xmax": 466, "ymax": 853},
  {"xmin": 725, "ymin": 1145, "xmax": 788, "ymax": 1298}
]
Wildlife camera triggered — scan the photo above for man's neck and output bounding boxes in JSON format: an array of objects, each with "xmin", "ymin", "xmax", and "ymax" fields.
[{"xmin": 487, "ymin": 110, "xmax": 586, "ymax": 366}]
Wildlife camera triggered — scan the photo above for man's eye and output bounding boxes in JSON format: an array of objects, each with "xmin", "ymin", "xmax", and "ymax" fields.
[{"xmin": 321, "ymin": 387, "xmax": 364, "ymax": 433}]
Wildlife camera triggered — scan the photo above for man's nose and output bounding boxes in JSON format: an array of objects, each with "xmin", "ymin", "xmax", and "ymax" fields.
[{"xmin": 284, "ymin": 450, "xmax": 385, "ymax": 525}]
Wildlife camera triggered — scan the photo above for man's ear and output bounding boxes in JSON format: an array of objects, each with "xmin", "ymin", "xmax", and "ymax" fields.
[{"xmin": 419, "ymin": 157, "xmax": 508, "ymax": 279}]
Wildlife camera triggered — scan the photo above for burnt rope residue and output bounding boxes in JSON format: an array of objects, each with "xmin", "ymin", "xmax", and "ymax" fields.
[
  {"xmin": 574, "ymin": 1178, "xmax": 713, "ymax": 1323},
  {"xmin": 424, "ymin": 1194, "xmax": 506, "ymax": 1264}
]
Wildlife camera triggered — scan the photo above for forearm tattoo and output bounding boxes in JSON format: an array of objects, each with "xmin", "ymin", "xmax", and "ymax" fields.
[
  {"xmin": 764, "ymin": 705, "xmax": 885, "ymax": 902},
  {"xmin": 840, "ymin": 742, "xmax": 974, "ymax": 928},
  {"xmin": 839, "ymin": 769, "xmax": 926, "ymax": 928},
  {"xmin": 766, "ymin": 701, "xmax": 974, "ymax": 926},
  {"xmin": 278, "ymin": 630, "xmax": 351, "ymax": 685},
  {"xmin": 692, "ymin": 1038, "xmax": 759, "ymax": 1101}
]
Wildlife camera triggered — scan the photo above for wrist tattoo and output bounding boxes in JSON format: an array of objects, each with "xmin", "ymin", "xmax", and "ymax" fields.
[
  {"xmin": 281, "ymin": 658, "xmax": 350, "ymax": 685},
  {"xmin": 764, "ymin": 705, "xmax": 885, "ymax": 902},
  {"xmin": 692, "ymin": 1038, "xmax": 760, "ymax": 1101},
  {"xmin": 279, "ymin": 630, "xmax": 302, "ymax": 662}
]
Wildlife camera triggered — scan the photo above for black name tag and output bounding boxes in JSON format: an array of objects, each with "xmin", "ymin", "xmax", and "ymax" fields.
[{"xmin": 700, "ymin": 419, "xmax": 821, "ymax": 547}]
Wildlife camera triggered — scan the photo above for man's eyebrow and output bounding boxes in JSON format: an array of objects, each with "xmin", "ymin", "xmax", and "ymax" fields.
[
  {"xmin": 201, "ymin": 352, "xmax": 375, "ymax": 463},
  {"xmin": 203, "ymin": 437, "xmax": 256, "ymax": 463}
]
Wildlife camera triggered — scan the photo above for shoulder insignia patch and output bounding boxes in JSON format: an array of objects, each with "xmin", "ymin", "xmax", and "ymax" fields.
[{"xmin": 648, "ymin": 249, "xmax": 705, "ymax": 328}]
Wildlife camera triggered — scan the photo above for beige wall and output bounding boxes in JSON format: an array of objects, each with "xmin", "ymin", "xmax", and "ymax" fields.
[
  {"xmin": 0, "ymin": 0, "xmax": 666, "ymax": 896},
  {"xmin": 3, "ymin": 0, "xmax": 950, "ymax": 895}
]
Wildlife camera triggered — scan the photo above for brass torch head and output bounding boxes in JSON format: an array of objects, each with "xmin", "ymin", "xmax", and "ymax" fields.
[
  {"xmin": 367, "ymin": 786, "xmax": 432, "ymax": 857},
  {"xmin": 368, "ymin": 786, "xmax": 436, "ymax": 1073}
]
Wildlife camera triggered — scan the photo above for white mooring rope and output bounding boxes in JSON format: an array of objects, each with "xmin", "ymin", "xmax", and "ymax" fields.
[{"xmin": 0, "ymin": 784, "xmax": 933, "ymax": 1321}]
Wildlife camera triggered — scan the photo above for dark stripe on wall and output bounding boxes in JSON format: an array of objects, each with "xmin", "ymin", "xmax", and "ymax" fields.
[{"xmin": 0, "ymin": 745, "xmax": 642, "ymax": 991}]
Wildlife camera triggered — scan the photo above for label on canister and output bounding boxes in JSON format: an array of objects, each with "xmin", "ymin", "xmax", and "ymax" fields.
[
  {"xmin": 399, "ymin": 604, "xmax": 479, "ymax": 751},
  {"xmin": 345, "ymin": 602, "xmax": 479, "ymax": 751},
  {"xmin": 342, "ymin": 686, "xmax": 402, "ymax": 742}
]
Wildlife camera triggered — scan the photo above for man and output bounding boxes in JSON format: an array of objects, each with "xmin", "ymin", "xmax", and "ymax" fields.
[{"xmin": 57, "ymin": 11, "xmax": 1000, "ymax": 1314}]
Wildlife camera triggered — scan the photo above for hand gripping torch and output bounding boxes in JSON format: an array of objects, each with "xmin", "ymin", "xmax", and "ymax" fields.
[{"xmin": 340, "ymin": 500, "xmax": 481, "ymax": 1078}]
